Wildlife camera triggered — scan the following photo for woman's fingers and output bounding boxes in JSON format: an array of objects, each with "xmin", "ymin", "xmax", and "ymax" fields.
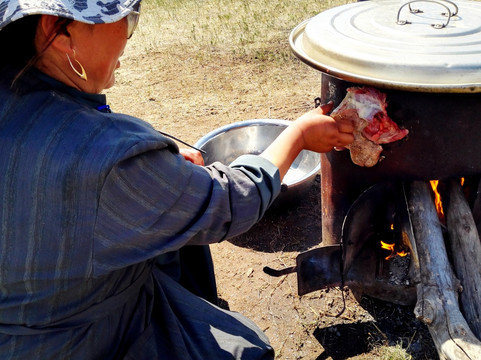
[
  {"xmin": 180, "ymin": 148, "xmax": 205, "ymax": 165},
  {"xmin": 318, "ymin": 101, "xmax": 334, "ymax": 115},
  {"xmin": 336, "ymin": 132, "xmax": 355, "ymax": 147}
]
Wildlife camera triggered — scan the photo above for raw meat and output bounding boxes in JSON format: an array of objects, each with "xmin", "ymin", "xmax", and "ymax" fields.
[{"xmin": 331, "ymin": 87, "xmax": 408, "ymax": 167}]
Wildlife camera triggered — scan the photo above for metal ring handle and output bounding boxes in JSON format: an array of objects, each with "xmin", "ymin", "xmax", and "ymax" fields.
[
  {"xmin": 408, "ymin": 0, "xmax": 458, "ymax": 16},
  {"xmin": 442, "ymin": 0, "xmax": 458, "ymax": 16},
  {"xmin": 397, "ymin": 0, "xmax": 453, "ymax": 29}
]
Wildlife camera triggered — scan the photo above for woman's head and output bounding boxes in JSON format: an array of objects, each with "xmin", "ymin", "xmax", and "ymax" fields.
[{"xmin": 0, "ymin": 0, "xmax": 141, "ymax": 93}]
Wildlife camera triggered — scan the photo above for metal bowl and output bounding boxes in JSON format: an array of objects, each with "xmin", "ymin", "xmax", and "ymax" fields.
[{"xmin": 194, "ymin": 119, "xmax": 320, "ymax": 209}]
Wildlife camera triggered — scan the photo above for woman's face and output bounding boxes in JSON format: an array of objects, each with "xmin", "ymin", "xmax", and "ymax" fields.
[{"xmin": 68, "ymin": 19, "xmax": 129, "ymax": 93}]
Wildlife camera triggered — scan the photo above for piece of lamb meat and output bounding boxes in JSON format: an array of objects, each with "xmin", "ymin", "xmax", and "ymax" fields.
[{"xmin": 330, "ymin": 86, "xmax": 408, "ymax": 167}]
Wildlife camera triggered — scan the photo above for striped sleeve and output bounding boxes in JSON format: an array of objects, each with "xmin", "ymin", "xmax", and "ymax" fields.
[{"xmin": 93, "ymin": 148, "xmax": 280, "ymax": 275}]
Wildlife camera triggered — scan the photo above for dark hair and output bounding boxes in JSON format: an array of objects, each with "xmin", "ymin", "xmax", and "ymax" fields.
[
  {"xmin": 0, "ymin": 15, "xmax": 41, "ymax": 69},
  {"xmin": 0, "ymin": 15, "xmax": 73, "ymax": 83}
]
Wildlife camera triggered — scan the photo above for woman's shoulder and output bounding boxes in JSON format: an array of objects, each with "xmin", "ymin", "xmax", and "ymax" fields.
[
  {"xmin": 55, "ymin": 94, "xmax": 178, "ymax": 159},
  {"xmin": 1, "ymin": 79, "xmax": 178, "ymax": 162},
  {"xmin": 40, "ymin": 88, "xmax": 163, "ymax": 141}
]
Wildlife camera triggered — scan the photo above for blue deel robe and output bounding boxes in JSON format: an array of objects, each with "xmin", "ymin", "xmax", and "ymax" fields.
[{"xmin": 0, "ymin": 67, "xmax": 280, "ymax": 359}]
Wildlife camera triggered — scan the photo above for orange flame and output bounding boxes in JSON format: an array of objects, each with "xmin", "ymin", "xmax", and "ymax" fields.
[
  {"xmin": 380, "ymin": 241, "xmax": 396, "ymax": 260},
  {"xmin": 430, "ymin": 180, "xmax": 445, "ymax": 222},
  {"xmin": 380, "ymin": 228, "xmax": 410, "ymax": 260}
]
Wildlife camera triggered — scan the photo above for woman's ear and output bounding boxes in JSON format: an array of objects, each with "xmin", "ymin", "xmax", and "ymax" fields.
[{"xmin": 37, "ymin": 15, "xmax": 71, "ymax": 53}]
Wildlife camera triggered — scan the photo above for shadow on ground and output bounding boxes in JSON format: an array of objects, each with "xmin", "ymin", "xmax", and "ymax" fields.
[
  {"xmin": 313, "ymin": 296, "xmax": 438, "ymax": 360},
  {"xmin": 230, "ymin": 175, "xmax": 323, "ymax": 253}
]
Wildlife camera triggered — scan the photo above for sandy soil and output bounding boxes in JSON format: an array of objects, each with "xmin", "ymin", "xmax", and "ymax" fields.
[{"xmin": 105, "ymin": 37, "xmax": 438, "ymax": 360}]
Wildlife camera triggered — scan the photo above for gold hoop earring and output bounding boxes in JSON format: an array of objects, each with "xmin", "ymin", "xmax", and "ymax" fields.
[{"xmin": 66, "ymin": 51, "xmax": 88, "ymax": 81}]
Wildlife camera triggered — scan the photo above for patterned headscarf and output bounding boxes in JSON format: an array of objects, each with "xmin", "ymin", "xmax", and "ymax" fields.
[{"xmin": 0, "ymin": 0, "xmax": 141, "ymax": 30}]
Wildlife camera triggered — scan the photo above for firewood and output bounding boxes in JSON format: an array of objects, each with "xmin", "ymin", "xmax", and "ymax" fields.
[
  {"xmin": 444, "ymin": 179, "xmax": 481, "ymax": 339},
  {"xmin": 405, "ymin": 181, "xmax": 481, "ymax": 360},
  {"xmin": 472, "ymin": 177, "xmax": 481, "ymax": 237}
]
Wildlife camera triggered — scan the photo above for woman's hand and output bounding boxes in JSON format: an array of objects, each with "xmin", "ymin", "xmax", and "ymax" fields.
[
  {"xmin": 180, "ymin": 148, "xmax": 205, "ymax": 166},
  {"xmin": 260, "ymin": 103, "xmax": 354, "ymax": 181},
  {"xmin": 291, "ymin": 103, "xmax": 355, "ymax": 153}
]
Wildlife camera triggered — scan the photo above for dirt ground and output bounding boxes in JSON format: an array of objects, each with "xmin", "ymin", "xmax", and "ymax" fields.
[{"xmin": 105, "ymin": 35, "xmax": 439, "ymax": 359}]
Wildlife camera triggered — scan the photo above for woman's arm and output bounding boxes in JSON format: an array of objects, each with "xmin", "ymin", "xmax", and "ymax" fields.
[{"xmin": 260, "ymin": 103, "xmax": 354, "ymax": 180}]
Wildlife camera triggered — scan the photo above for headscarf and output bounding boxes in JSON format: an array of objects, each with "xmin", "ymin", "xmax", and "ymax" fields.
[{"xmin": 0, "ymin": 0, "xmax": 141, "ymax": 30}]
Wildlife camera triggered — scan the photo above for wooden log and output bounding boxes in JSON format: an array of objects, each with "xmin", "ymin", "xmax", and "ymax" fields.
[
  {"xmin": 471, "ymin": 177, "xmax": 481, "ymax": 237},
  {"xmin": 444, "ymin": 179, "xmax": 481, "ymax": 339},
  {"xmin": 405, "ymin": 181, "xmax": 481, "ymax": 360}
]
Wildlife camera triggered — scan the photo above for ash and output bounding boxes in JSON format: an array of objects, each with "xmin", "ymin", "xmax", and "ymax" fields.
[{"xmin": 387, "ymin": 254, "xmax": 411, "ymax": 286}]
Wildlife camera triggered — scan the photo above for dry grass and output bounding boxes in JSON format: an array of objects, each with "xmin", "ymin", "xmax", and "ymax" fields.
[{"xmin": 131, "ymin": 0, "xmax": 351, "ymax": 57}]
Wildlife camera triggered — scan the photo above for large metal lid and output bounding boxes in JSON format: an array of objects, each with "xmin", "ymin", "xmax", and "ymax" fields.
[{"xmin": 290, "ymin": 0, "xmax": 481, "ymax": 92}]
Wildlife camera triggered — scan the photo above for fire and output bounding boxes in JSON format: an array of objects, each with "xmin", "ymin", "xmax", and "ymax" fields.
[
  {"xmin": 380, "ymin": 241, "xmax": 395, "ymax": 260},
  {"xmin": 430, "ymin": 180, "xmax": 445, "ymax": 223},
  {"xmin": 380, "ymin": 240, "xmax": 408, "ymax": 260},
  {"xmin": 380, "ymin": 224, "xmax": 409, "ymax": 260}
]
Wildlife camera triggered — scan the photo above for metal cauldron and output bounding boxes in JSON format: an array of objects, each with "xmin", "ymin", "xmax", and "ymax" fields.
[
  {"xmin": 290, "ymin": 0, "xmax": 481, "ymax": 243},
  {"xmin": 289, "ymin": 0, "xmax": 481, "ymax": 181}
]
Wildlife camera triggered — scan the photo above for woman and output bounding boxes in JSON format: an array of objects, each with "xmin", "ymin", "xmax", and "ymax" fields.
[{"xmin": 0, "ymin": 0, "xmax": 354, "ymax": 359}]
